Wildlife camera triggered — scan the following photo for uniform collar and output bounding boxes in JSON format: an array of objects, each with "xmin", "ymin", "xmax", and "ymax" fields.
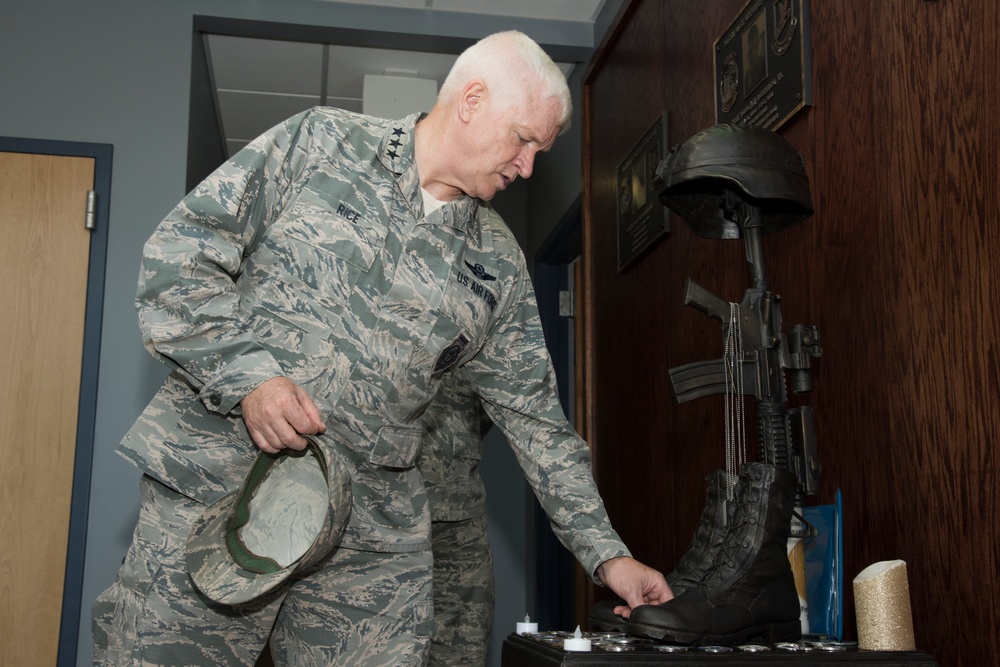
[{"xmin": 378, "ymin": 113, "xmax": 482, "ymax": 246}]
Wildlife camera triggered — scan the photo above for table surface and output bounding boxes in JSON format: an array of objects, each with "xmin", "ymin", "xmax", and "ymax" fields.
[{"xmin": 501, "ymin": 633, "xmax": 939, "ymax": 666}]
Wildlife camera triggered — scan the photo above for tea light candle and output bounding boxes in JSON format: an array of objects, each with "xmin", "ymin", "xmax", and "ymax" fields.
[
  {"xmin": 563, "ymin": 626, "xmax": 592, "ymax": 652},
  {"xmin": 516, "ymin": 614, "xmax": 538, "ymax": 635}
]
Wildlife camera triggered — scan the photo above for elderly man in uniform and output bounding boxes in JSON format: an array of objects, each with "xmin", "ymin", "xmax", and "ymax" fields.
[{"xmin": 93, "ymin": 30, "xmax": 671, "ymax": 666}]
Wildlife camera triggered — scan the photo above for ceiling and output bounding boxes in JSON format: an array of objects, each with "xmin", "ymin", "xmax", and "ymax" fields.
[{"xmin": 205, "ymin": 0, "xmax": 611, "ymax": 157}]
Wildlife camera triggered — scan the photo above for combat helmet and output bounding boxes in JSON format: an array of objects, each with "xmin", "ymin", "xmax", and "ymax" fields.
[{"xmin": 655, "ymin": 124, "xmax": 813, "ymax": 239}]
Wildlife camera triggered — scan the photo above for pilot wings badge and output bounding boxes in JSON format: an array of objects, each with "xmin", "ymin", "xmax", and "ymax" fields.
[{"xmin": 464, "ymin": 260, "xmax": 496, "ymax": 281}]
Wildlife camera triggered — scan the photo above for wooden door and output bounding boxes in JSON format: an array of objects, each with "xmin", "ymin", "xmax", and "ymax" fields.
[{"xmin": 0, "ymin": 151, "xmax": 94, "ymax": 666}]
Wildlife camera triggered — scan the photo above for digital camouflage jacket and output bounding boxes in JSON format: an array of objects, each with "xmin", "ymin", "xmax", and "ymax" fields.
[{"xmin": 119, "ymin": 107, "xmax": 628, "ymax": 577}]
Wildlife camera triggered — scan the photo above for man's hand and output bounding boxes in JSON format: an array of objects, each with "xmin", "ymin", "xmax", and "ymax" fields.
[
  {"xmin": 240, "ymin": 377, "xmax": 325, "ymax": 453},
  {"xmin": 597, "ymin": 556, "xmax": 673, "ymax": 619}
]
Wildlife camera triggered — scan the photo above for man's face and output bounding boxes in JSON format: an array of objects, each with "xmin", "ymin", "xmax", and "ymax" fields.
[{"xmin": 462, "ymin": 92, "xmax": 563, "ymax": 201}]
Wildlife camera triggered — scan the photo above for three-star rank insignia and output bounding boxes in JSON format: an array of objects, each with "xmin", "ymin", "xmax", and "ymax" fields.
[{"xmin": 387, "ymin": 126, "xmax": 405, "ymax": 162}]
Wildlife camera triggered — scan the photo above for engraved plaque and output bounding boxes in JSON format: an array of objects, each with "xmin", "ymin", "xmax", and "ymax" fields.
[
  {"xmin": 617, "ymin": 111, "xmax": 670, "ymax": 272},
  {"xmin": 714, "ymin": 0, "xmax": 812, "ymax": 129}
]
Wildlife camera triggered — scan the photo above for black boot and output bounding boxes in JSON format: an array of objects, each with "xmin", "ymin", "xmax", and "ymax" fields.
[
  {"xmin": 626, "ymin": 463, "xmax": 802, "ymax": 646},
  {"xmin": 664, "ymin": 468, "xmax": 733, "ymax": 592},
  {"xmin": 587, "ymin": 470, "xmax": 732, "ymax": 632},
  {"xmin": 586, "ymin": 598, "xmax": 629, "ymax": 632}
]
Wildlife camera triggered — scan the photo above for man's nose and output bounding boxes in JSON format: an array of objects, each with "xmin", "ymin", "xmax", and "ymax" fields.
[{"xmin": 515, "ymin": 148, "xmax": 537, "ymax": 179}]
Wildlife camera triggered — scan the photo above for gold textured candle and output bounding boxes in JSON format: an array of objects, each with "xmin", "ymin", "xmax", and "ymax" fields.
[{"xmin": 853, "ymin": 560, "xmax": 916, "ymax": 651}]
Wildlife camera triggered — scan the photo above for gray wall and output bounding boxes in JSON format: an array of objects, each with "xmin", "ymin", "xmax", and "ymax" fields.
[{"xmin": 0, "ymin": 0, "xmax": 615, "ymax": 664}]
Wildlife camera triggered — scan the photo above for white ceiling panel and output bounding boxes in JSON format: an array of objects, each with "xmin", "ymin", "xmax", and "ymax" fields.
[
  {"xmin": 217, "ymin": 90, "xmax": 324, "ymax": 145},
  {"xmin": 330, "ymin": 0, "xmax": 607, "ymax": 22},
  {"xmin": 204, "ymin": 0, "xmax": 610, "ymax": 157},
  {"xmin": 209, "ymin": 36, "xmax": 325, "ymax": 96},
  {"xmin": 428, "ymin": 0, "xmax": 604, "ymax": 21},
  {"xmin": 325, "ymin": 45, "xmax": 458, "ymax": 103},
  {"xmin": 319, "ymin": 0, "xmax": 428, "ymax": 8}
]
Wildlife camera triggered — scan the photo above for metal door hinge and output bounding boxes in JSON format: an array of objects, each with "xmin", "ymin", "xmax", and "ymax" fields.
[
  {"xmin": 558, "ymin": 290, "xmax": 575, "ymax": 317},
  {"xmin": 85, "ymin": 190, "xmax": 96, "ymax": 230}
]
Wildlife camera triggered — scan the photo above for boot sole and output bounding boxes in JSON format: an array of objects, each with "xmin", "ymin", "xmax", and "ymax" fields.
[{"xmin": 628, "ymin": 619, "xmax": 801, "ymax": 646}]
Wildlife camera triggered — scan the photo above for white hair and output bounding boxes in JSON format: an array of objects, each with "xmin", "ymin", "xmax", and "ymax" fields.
[{"xmin": 439, "ymin": 31, "xmax": 572, "ymax": 131}]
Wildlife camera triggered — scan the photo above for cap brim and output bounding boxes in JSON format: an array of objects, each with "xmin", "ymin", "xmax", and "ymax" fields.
[
  {"xmin": 186, "ymin": 484, "xmax": 302, "ymax": 606},
  {"xmin": 186, "ymin": 437, "xmax": 352, "ymax": 606}
]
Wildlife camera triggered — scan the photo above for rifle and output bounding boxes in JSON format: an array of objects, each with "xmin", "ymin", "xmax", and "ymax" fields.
[{"xmin": 668, "ymin": 191, "xmax": 822, "ymax": 504}]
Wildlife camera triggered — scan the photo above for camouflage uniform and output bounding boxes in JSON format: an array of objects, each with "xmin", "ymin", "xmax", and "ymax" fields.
[
  {"xmin": 418, "ymin": 370, "xmax": 494, "ymax": 666},
  {"xmin": 97, "ymin": 107, "xmax": 629, "ymax": 665},
  {"xmin": 92, "ymin": 475, "xmax": 433, "ymax": 666}
]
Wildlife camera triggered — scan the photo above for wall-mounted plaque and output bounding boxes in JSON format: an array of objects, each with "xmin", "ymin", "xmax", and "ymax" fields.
[
  {"xmin": 714, "ymin": 0, "xmax": 812, "ymax": 129},
  {"xmin": 617, "ymin": 110, "xmax": 670, "ymax": 272}
]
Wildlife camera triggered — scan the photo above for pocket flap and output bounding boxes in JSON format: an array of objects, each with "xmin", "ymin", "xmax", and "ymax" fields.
[
  {"xmin": 369, "ymin": 425, "xmax": 422, "ymax": 469},
  {"xmin": 283, "ymin": 187, "xmax": 384, "ymax": 270}
]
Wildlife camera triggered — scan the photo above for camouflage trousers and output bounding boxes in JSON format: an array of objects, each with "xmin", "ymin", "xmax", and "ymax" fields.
[
  {"xmin": 428, "ymin": 515, "xmax": 494, "ymax": 667},
  {"xmin": 93, "ymin": 475, "xmax": 433, "ymax": 666}
]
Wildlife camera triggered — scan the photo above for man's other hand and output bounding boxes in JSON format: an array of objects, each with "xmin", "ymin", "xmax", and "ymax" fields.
[{"xmin": 240, "ymin": 377, "xmax": 325, "ymax": 453}]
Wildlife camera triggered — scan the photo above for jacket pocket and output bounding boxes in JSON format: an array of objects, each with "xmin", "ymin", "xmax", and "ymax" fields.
[
  {"xmin": 355, "ymin": 425, "xmax": 426, "ymax": 530},
  {"xmin": 92, "ymin": 539, "xmax": 162, "ymax": 665},
  {"xmin": 369, "ymin": 424, "xmax": 422, "ymax": 469}
]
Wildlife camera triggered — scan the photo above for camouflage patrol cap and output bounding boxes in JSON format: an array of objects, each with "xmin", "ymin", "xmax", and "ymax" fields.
[{"xmin": 186, "ymin": 434, "xmax": 352, "ymax": 605}]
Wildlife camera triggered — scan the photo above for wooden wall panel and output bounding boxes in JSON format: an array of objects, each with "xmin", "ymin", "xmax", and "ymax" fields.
[
  {"xmin": 868, "ymin": 0, "xmax": 999, "ymax": 656},
  {"xmin": 582, "ymin": 1, "xmax": 999, "ymax": 663}
]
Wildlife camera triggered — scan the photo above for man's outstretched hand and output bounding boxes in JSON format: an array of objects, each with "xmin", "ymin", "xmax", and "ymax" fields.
[{"xmin": 597, "ymin": 556, "xmax": 674, "ymax": 619}]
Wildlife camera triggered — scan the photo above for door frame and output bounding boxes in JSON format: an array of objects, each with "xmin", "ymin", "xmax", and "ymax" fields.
[
  {"xmin": 0, "ymin": 136, "xmax": 113, "ymax": 667},
  {"xmin": 531, "ymin": 194, "xmax": 581, "ymax": 630}
]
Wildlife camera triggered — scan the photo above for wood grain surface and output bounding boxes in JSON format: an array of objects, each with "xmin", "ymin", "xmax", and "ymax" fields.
[{"xmin": 581, "ymin": 1, "xmax": 999, "ymax": 663}]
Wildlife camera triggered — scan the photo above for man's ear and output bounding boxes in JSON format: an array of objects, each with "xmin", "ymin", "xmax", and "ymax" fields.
[{"xmin": 458, "ymin": 81, "xmax": 487, "ymax": 124}]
